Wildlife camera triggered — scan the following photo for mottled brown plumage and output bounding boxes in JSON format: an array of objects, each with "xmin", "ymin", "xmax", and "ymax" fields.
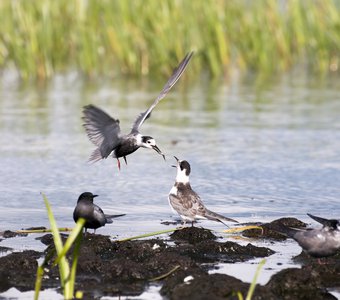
[{"xmin": 168, "ymin": 157, "xmax": 238, "ymax": 226}]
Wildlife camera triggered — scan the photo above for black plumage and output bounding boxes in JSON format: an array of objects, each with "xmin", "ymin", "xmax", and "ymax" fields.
[
  {"xmin": 73, "ymin": 192, "xmax": 125, "ymax": 233},
  {"xmin": 83, "ymin": 52, "xmax": 194, "ymax": 170}
]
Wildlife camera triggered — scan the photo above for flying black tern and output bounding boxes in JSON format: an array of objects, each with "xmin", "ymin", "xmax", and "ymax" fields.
[{"xmin": 83, "ymin": 52, "xmax": 193, "ymax": 170}]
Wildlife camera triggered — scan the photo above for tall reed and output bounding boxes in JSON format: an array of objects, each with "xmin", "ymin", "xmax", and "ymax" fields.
[{"xmin": 0, "ymin": 0, "xmax": 339, "ymax": 81}]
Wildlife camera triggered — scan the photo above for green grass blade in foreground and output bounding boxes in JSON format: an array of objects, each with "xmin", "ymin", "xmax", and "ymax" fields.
[
  {"xmin": 54, "ymin": 218, "xmax": 86, "ymax": 265},
  {"xmin": 34, "ymin": 248, "xmax": 56, "ymax": 300},
  {"xmin": 117, "ymin": 227, "xmax": 183, "ymax": 242},
  {"xmin": 70, "ymin": 232, "xmax": 83, "ymax": 299},
  {"xmin": 246, "ymin": 259, "xmax": 266, "ymax": 300},
  {"xmin": 34, "ymin": 264, "xmax": 44, "ymax": 300},
  {"xmin": 41, "ymin": 193, "xmax": 71, "ymax": 299}
]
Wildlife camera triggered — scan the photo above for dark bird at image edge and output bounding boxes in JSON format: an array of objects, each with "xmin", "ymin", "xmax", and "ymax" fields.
[{"xmin": 270, "ymin": 213, "xmax": 340, "ymax": 258}]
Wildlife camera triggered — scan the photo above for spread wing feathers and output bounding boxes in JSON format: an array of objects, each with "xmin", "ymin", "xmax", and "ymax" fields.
[
  {"xmin": 89, "ymin": 148, "xmax": 103, "ymax": 163},
  {"xmin": 307, "ymin": 213, "xmax": 339, "ymax": 230},
  {"xmin": 83, "ymin": 105, "xmax": 121, "ymax": 159},
  {"xmin": 131, "ymin": 51, "xmax": 194, "ymax": 133}
]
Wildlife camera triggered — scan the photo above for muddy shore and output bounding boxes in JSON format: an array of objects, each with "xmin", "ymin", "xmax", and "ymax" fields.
[{"xmin": 0, "ymin": 218, "xmax": 339, "ymax": 299}]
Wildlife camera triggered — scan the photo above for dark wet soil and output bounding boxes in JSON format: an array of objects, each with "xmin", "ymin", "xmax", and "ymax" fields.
[{"xmin": 0, "ymin": 218, "xmax": 339, "ymax": 299}]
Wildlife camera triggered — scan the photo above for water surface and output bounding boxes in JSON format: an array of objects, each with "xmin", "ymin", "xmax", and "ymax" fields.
[{"xmin": 0, "ymin": 71, "xmax": 339, "ymax": 294}]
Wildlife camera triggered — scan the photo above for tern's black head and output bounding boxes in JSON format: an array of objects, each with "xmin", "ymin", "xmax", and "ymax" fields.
[
  {"xmin": 307, "ymin": 213, "xmax": 340, "ymax": 230},
  {"xmin": 173, "ymin": 156, "xmax": 191, "ymax": 176},
  {"xmin": 141, "ymin": 135, "xmax": 165, "ymax": 160},
  {"xmin": 180, "ymin": 160, "xmax": 191, "ymax": 176},
  {"xmin": 77, "ymin": 192, "xmax": 98, "ymax": 203},
  {"xmin": 141, "ymin": 136, "xmax": 154, "ymax": 144}
]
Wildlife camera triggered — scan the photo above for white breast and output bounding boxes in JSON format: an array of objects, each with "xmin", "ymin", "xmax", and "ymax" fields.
[
  {"xmin": 169, "ymin": 185, "xmax": 178, "ymax": 196},
  {"xmin": 168, "ymin": 185, "xmax": 178, "ymax": 214}
]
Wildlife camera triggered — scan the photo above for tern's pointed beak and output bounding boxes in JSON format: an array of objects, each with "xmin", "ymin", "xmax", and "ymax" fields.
[
  {"xmin": 93, "ymin": 194, "xmax": 98, "ymax": 198},
  {"xmin": 171, "ymin": 156, "xmax": 179, "ymax": 168},
  {"xmin": 152, "ymin": 145, "xmax": 166, "ymax": 161}
]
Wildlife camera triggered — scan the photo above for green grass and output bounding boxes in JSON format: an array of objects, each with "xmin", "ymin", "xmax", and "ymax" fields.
[
  {"xmin": 0, "ymin": 0, "xmax": 340, "ymax": 81},
  {"xmin": 235, "ymin": 259, "xmax": 266, "ymax": 300},
  {"xmin": 35, "ymin": 193, "xmax": 85, "ymax": 300}
]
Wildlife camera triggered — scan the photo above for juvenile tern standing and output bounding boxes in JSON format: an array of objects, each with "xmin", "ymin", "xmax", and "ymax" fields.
[
  {"xmin": 83, "ymin": 52, "xmax": 193, "ymax": 170},
  {"xmin": 73, "ymin": 192, "xmax": 125, "ymax": 233},
  {"xmin": 168, "ymin": 157, "xmax": 239, "ymax": 226}
]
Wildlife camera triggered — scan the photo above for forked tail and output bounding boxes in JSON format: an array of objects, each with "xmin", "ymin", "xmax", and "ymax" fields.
[
  {"xmin": 205, "ymin": 209, "xmax": 239, "ymax": 226},
  {"xmin": 105, "ymin": 214, "xmax": 126, "ymax": 223}
]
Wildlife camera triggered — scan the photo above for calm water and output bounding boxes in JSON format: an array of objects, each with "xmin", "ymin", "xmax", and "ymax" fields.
[
  {"xmin": 0, "ymin": 71, "xmax": 339, "ymax": 235},
  {"xmin": 0, "ymin": 71, "xmax": 339, "ymax": 297}
]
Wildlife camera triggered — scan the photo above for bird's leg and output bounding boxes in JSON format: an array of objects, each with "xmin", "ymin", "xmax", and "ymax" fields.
[
  {"xmin": 117, "ymin": 158, "xmax": 121, "ymax": 170},
  {"xmin": 94, "ymin": 229, "xmax": 96, "ymax": 234},
  {"xmin": 123, "ymin": 156, "xmax": 128, "ymax": 165},
  {"xmin": 191, "ymin": 221, "xmax": 194, "ymax": 227}
]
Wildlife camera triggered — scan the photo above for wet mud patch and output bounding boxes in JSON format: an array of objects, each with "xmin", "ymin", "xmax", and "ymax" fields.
[
  {"xmin": 0, "ymin": 223, "xmax": 338, "ymax": 299},
  {"xmin": 242, "ymin": 217, "xmax": 307, "ymax": 240},
  {"xmin": 292, "ymin": 250, "xmax": 340, "ymax": 288},
  {"xmin": 267, "ymin": 267, "xmax": 337, "ymax": 300},
  {"xmin": 0, "ymin": 230, "xmax": 28, "ymax": 239},
  {"xmin": 161, "ymin": 272, "xmax": 278, "ymax": 300},
  {"xmin": 170, "ymin": 226, "xmax": 217, "ymax": 243},
  {"xmin": 0, "ymin": 250, "xmax": 43, "ymax": 293},
  {"xmin": 170, "ymin": 227, "xmax": 274, "ymax": 263}
]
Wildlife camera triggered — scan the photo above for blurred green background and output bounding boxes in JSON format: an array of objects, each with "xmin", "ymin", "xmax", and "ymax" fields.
[{"xmin": 0, "ymin": 0, "xmax": 339, "ymax": 81}]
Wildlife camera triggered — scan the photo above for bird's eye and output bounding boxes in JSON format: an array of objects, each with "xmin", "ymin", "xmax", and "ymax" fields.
[{"xmin": 147, "ymin": 140, "xmax": 151, "ymax": 144}]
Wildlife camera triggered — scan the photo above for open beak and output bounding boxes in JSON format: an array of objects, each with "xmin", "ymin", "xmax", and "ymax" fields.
[
  {"xmin": 172, "ymin": 156, "xmax": 179, "ymax": 168},
  {"xmin": 152, "ymin": 145, "xmax": 166, "ymax": 161}
]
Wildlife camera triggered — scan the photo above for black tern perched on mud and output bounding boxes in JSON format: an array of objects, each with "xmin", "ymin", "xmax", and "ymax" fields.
[
  {"xmin": 168, "ymin": 157, "xmax": 239, "ymax": 226},
  {"xmin": 73, "ymin": 192, "xmax": 125, "ymax": 233},
  {"xmin": 82, "ymin": 52, "xmax": 193, "ymax": 170},
  {"xmin": 271, "ymin": 213, "xmax": 340, "ymax": 258}
]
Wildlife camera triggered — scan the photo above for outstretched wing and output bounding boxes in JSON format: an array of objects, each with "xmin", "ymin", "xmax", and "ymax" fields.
[
  {"xmin": 83, "ymin": 105, "xmax": 122, "ymax": 158},
  {"xmin": 307, "ymin": 213, "xmax": 339, "ymax": 230},
  {"xmin": 131, "ymin": 51, "xmax": 194, "ymax": 133}
]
